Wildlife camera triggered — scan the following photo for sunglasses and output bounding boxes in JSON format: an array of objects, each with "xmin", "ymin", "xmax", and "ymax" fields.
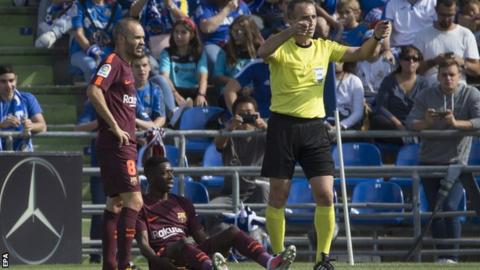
[{"xmin": 401, "ymin": 56, "xmax": 420, "ymax": 62}]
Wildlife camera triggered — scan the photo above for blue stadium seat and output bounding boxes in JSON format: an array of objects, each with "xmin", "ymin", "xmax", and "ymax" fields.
[
  {"xmin": 468, "ymin": 142, "xmax": 480, "ymax": 186},
  {"xmin": 286, "ymin": 178, "xmax": 315, "ymax": 224},
  {"xmin": 332, "ymin": 142, "xmax": 383, "ymax": 187},
  {"xmin": 164, "ymin": 144, "xmax": 189, "ymax": 167},
  {"xmin": 350, "ymin": 181, "xmax": 404, "ymax": 224},
  {"xmin": 200, "ymin": 143, "xmax": 224, "ymax": 194},
  {"xmin": 172, "ymin": 179, "xmax": 209, "ymax": 203},
  {"xmin": 418, "ymin": 185, "xmax": 467, "ymax": 223},
  {"xmin": 179, "ymin": 106, "xmax": 224, "ymax": 153},
  {"xmin": 389, "ymin": 144, "xmax": 420, "ymax": 188}
]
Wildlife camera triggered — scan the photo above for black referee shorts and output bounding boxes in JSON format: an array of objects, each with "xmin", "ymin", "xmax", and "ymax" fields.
[{"xmin": 261, "ymin": 112, "xmax": 334, "ymax": 180}]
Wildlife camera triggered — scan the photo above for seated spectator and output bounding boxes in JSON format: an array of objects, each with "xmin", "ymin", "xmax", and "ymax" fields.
[
  {"xmin": 214, "ymin": 15, "xmax": 263, "ymax": 101},
  {"xmin": 212, "ymin": 96, "xmax": 269, "ymax": 203},
  {"xmin": 132, "ymin": 55, "xmax": 167, "ymax": 129},
  {"xmin": 0, "ymin": 65, "xmax": 47, "ymax": 151},
  {"xmin": 326, "ymin": 62, "xmax": 364, "ymax": 131},
  {"xmin": 355, "ymin": 32, "xmax": 394, "ymax": 106},
  {"xmin": 158, "ymin": 18, "xmax": 209, "ymax": 107},
  {"xmin": 406, "ymin": 58, "xmax": 480, "ymax": 263},
  {"xmin": 224, "ymin": 60, "xmax": 271, "ymax": 118},
  {"xmin": 371, "ymin": 45, "xmax": 428, "ymax": 144},
  {"xmin": 130, "ymin": 0, "xmax": 188, "ymax": 59},
  {"xmin": 194, "ymin": 0, "xmax": 251, "ymax": 74},
  {"xmin": 70, "ymin": 0, "xmax": 123, "ymax": 82},
  {"xmin": 136, "ymin": 156, "xmax": 296, "ymax": 270},
  {"xmin": 35, "ymin": 0, "xmax": 75, "ymax": 48},
  {"xmin": 458, "ymin": 0, "xmax": 480, "ymax": 48},
  {"xmin": 415, "ymin": 0, "xmax": 480, "ymax": 85},
  {"xmin": 333, "ymin": 0, "xmax": 369, "ymax": 47}
]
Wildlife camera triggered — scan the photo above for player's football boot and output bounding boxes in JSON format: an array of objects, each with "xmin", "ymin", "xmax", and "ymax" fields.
[
  {"xmin": 313, "ymin": 253, "xmax": 335, "ymax": 270},
  {"xmin": 213, "ymin": 252, "xmax": 229, "ymax": 270},
  {"xmin": 267, "ymin": 245, "xmax": 296, "ymax": 270}
]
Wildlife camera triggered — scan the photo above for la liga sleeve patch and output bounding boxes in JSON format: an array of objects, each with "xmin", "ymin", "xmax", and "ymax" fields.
[{"xmin": 97, "ymin": 64, "xmax": 112, "ymax": 78}]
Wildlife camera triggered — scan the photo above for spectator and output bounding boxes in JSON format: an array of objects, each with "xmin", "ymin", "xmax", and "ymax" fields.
[
  {"xmin": 158, "ymin": 18, "xmax": 208, "ymax": 107},
  {"xmin": 35, "ymin": 0, "xmax": 75, "ymax": 48},
  {"xmin": 70, "ymin": 0, "xmax": 123, "ymax": 82},
  {"xmin": 415, "ymin": 0, "xmax": 480, "ymax": 85},
  {"xmin": 213, "ymin": 96, "xmax": 269, "ymax": 203},
  {"xmin": 0, "ymin": 65, "xmax": 47, "ymax": 151},
  {"xmin": 355, "ymin": 32, "xmax": 394, "ymax": 105},
  {"xmin": 358, "ymin": 0, "xmax": 387, "ymax": 19},
  {"xmin": 194, "ymin": 0, "xmax": 251, "ymax": 73},
  {"xmin": 458, "ymin": 0, "xmax": 480, "ymax": 48},
  {"xmin": 326, "ymin": 61, "xmax": 364, "ymax": 131},
  {"xmin": 261, "ymin": 0, "xmax": 290, "ymax": 38},
  {"xmin": 371, "ymin": 45, "xmax": 428, "ymax": 144},
  {"xmin": 214, "ymin": 15, "xmax": 263, "ymax": 100},
  {"xmin": 333, "ymin": 0, "xmax": 369, "ymax": 47},
  {"xmin": 74, "ymin": 100, "xmax": 104, "ymax": 264},
  {"xmin": 132, "ymin": 55, "xmax": 167, "ymax": 129},
  {"xmin": 129, "ymin": 0, "xmax": 189, "ymax": 58},
  {"xmin": 384, "ymin": 0, "xmax": 437, "ymax": 62},
  {"xmin": 406, "ymin": 58, "xmax": 480, "ymax": 263},
  {"xmin": 224, "ymin": 59, "xmax": 271, "ymax": 118}
]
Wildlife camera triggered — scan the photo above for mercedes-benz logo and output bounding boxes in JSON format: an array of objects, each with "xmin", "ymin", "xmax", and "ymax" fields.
[{"xmin": 0, "ymin": 157, "xmax": 67, "ymax": 264}]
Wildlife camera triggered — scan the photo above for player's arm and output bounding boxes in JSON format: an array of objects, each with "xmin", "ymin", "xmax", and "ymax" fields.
[
  {"xmin": 341, "ymin": 21, "xmax": 390, "ymax": 62},
  {"xmin": 86, "ymin": 84, "xmax": 130, "ymax": 145},
  {"xmin": 257, "ymin": 26, "xmax": 296, "ymax": 60},
  {"xmin": 191, "ymin": 227, "xmax": 209, "ymax": 244},
  {"xmin": 135, "ymin": 230, "xmax": 178, "ymax": 270}
]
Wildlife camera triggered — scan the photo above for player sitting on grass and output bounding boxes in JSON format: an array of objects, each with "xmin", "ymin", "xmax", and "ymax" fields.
[{"xmin": 135, "ymin": 156, "xmax": 297, "ymax": 270}]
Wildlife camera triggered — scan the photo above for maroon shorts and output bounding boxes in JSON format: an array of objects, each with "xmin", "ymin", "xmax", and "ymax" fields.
[{"xmin": 97, "ymin": 148, "xmax": 140, "ymax": 197}]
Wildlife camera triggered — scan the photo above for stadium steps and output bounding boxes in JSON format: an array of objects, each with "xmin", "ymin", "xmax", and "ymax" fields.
[{"xmin": 0, "ymin": 7, "xmax": 36, "ymax": 46}]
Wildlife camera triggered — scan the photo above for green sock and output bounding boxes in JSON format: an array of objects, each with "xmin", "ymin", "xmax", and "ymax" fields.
[
  {"xmin": 266, "ymin": 205, "xmax": 285, "ymax": 254},
  {"xmin": 314, "ymin": 205, "xmax": 335, "ymax": 262}
]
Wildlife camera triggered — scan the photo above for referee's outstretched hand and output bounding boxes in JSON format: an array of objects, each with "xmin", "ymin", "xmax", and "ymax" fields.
[{"xmin": 110, "ymin": 126, "xmax": 130, "ymax": 146}]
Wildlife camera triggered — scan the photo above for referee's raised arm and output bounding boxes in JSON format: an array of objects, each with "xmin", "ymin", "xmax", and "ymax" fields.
[{"xmin": 258, "ymin": 27, "xmax": 296, "ymax": 60}]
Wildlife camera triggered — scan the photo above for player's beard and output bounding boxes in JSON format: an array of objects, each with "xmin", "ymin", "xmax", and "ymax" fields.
[{"xmin": 128, "ymin": 43, "xmax": 145, "ymax": 60}]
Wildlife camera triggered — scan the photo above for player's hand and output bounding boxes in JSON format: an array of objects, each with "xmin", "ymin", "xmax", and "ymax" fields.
[
  {"xmin": 110, "ymin": 125, "xmax": 130, "ymax": 146},
  {"xmin": 194, "ymin": 95, "xmax": 208, "ymax": 107},
  {"xmin": 0, "ymin": 115, "xmax": 21, "ymax": 128},
  {"xmin": 373, "ymin": 20, "xmax": 391, "ymax": 40}
]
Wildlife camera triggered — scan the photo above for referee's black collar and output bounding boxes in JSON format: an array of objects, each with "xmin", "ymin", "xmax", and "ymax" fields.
[{"xmin": 295, "ymin": 41, "xmax": 313, "ymax": 48}]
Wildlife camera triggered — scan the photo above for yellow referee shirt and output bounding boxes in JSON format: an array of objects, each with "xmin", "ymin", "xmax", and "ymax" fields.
[{"xmin": 266, "ymin": 38, "xmax": 347, "ymax": 118}]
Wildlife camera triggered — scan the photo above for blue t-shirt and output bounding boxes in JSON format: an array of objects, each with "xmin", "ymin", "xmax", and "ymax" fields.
[
  {"xmin": 70, "ymin": 0, "xmax": 123, "ymax": 54},
  {"xmin": 234, "ymin": 59, "xmax": 271, "ymax": 118},
  {"xmin": 194, "ymin": 1, "xmax": 251, "ymax": 45},
  {"xmin": 136, "ymin": 81, "xmax": 166, "ymax": 120},
  {"xmin": 335, "ymin": 23, "xmax": 369, "ymax": 47},
  {"xmin": 140, "ymin": 0, "xmax": 188, "ymax": 40},
  {"xmin": 359, "ymin": 0, "xmax": 387, "ymax": 18},
  {"xmin": 214, "ymin": 49, "xmax": 255, "ymax": 79},
  {"xmin": 158, "ymin": 49, "xmax": 208, "ymax": 89},
  {"xmin": 0, "ymin": 90, "xmax": 42, "ymax": 151}
]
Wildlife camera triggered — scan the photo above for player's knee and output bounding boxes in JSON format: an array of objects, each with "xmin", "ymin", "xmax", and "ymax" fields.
[
  {"xmin": 225, "ymin": 225, "xmax": 240, "ymax": 236},
  {"xmin": 268, "ymin": 188, "xmax": 289, "ymax": 208},
  {"xmin": 313, "ymin": 190, "xmax": 334, "ymax": 206},
  {"xmin": 124, "ymin": 195, "xmax": 143, "ymax": 211}
]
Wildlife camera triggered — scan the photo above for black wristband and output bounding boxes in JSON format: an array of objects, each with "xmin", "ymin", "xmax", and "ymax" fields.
[{"xmin": 373, "ymin": 34, "xmax": 382, "ymax": 41}]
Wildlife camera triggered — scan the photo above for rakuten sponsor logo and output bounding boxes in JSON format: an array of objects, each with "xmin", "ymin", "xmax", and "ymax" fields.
[
  {"xmin": 151, "ymin": 227, "xmax": 184, "ymax": 240},
  {"xmin": 123, "ymin": 95, "xmax": 137, "ymax": 107}
]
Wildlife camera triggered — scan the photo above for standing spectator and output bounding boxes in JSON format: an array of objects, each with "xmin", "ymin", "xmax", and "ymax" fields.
[
  {"xmin": 326, "ymin": 62, "xmax": 364, "ymax": 130},
  {"xmin": 194, "ymin": 0, "xmax": 251, "ymax": 73},
  {"xmin": 158, "ymin": 18, "xmax": 209, "ymax": 107},
  {"xmin": 406, "ymin": 58, "xmax": 480, "ymax": 263},
  {"xmin": 458, "ymin": 0, "xmax": 480, "ymax": 48},
  {"xmin": 35, "ymin": 0, "xmax": 75, "ymax": 48},
  {"xmin": 384, "ymin": 0, "xmax": 437, "ymax": 62},
  {"xmin": 70, "ymin": 0, "xmax": 123, "ymax": 82},
  {"xmin": 224, "ymin": 59, "xmax": 271, "ymax": 118},
  {"xmin": 132, "ymin": 55, "xmax": 167, "ymax": 129},
  {"xmin": 214, "ymin": 15, "xmax": 263, "ymax": 100},
  {"xmin": 371, "ymin": 45, "xmax": 428, "ymax": 144},
  {"xmin": 0, "ymin": 65, "xmax": 47, "ymax": 152},
  {"xmin": 129, "ymin": 0, "xmax": 189, "ymax": 58},
  {"xmin": 415, "ymin": 0, "xmax": 480, "ymax": 85},
  {"xmin": 333, "ymin": 0, "xmax": 369, "ymax": 47},
  {"xmin": 86, "ymin": 18, "xmax": 145, "ymax": 270},
  {"xmin": 257, "ymin": 0, "xmax": 390, "ymax": 268}
]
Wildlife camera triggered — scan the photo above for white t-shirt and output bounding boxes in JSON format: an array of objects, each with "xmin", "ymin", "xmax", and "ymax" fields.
[
  {"xmin": 334, "ymin": 73, "xmax": 365, "ymax": 129},
  {"xmin": 356, "ymin": 57, "xmax": 395, "ymax": 98},
  {"xmin": 385, "ymin": 0, "xmax": 437, "ymax": 47},
  {"xmin": 414, "ymin": 24, "xmax": 480, "ymax": 84}
]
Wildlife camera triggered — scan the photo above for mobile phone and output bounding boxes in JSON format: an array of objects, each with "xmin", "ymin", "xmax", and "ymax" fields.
[
  {"xmin": 445, "ymin": 52, "xmax": 454, "ymax": 57},
  {"xmin": 431, "ymin": 111, "xmax": 448, "ymax": 117}
]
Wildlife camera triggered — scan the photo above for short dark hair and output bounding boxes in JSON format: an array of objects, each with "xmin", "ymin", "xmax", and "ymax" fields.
[
  {"xmin": 144, "ymin": 156, "xmax": 170, "ymax": 177},
  {"xmin": 113, "ymin": 17, "xmax": 141, "ymax": 44},
  {"xmin": 436, "ymin": 0, "xmax": 456, "ymax": 8},
  {"xmin": 232, "ymin": 96, "xmax": 258, "ymax": 114},
  {"xmin": 287, "ymin": 0, "xmax": 315, "ymax": 19},
  {"xmin": 0, "ymin": 65, "xmax": 15, "ymax": 76}
]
